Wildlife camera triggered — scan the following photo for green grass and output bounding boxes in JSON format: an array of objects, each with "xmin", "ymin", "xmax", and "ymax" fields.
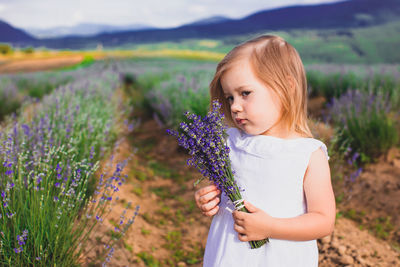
[
  {"xmin": 110, "ymin": 20, "xmax": 400, "ymax": 64},
  {"xmin": 137, "ymin": 251, "xmax": 160, "ymax": 267},
  {"xmin": 58, "ymin": 55, "xmax": 96, "ymax": 71},
  {"xmin": 162, "ymin": 230, "xmax": 203, "ymax": 265}
]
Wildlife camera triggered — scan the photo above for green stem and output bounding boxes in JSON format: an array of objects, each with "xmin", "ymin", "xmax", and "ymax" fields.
[{"xmin": 223, "ymin": 164, "xmax": 269, "ymax": 249}]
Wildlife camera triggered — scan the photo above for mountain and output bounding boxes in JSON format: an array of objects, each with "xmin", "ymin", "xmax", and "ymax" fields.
[
  {"xmin": 0, "ymin": 20, "xmax": 36, "ymax": 43},
  {"xmin": 39, "ymin": 0, "xmax": 400, "ymax": 49},
  {"xmin": 26, "ymin": 23, "xmax": 157, "ymax": 38},
  {"xmin": 184, "ymin": 16, "xmax": 232, "ymax": 26},
  {"xmin": 4, "ymin": 0, "xmax": 400, "ymax": 49}
]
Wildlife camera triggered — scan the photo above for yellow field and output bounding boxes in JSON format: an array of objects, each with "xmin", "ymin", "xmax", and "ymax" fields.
[{"xmin": 0, "ymin": 49, "xmax": 225, "ymax": 73}]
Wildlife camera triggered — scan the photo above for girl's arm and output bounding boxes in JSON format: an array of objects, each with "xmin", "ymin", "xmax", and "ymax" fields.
[{"xmin": 232, "ymin": 147, "xmax": 336, "ymax": 242}]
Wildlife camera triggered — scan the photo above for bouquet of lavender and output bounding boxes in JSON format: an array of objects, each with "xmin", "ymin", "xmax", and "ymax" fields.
[{"xmin": 166, "ymin": 100, "xmax": 268, "ymax": 249}]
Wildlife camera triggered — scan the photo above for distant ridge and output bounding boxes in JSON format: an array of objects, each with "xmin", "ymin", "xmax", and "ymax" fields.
[
  {"xmin": 2, "ymin": 0, "xmax": 400, "ymax": 48},
  {"xmin": 185, "ymin": 16, "xmax": 232, "ymax": 26},
  {"xmin": 0, "ymin": 20, "xmax": 36, "ymax": 43}
]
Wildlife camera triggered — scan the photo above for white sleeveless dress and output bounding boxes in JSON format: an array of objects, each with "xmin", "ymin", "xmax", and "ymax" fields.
[{"xmin": 203, "ymin": 127, "xmax": 330, "ymax": 267}]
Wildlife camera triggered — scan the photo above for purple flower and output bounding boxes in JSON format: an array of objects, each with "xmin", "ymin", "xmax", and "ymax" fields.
[
  {"xmin": 167, "ymin": 100, "xmax": 267, "ymax": 249},
  {"xmin": 14, "ymin": 229, "xmax": 28, "ymax": 252},
  {"xmin": 167, "ymin": 101, "xmax": 234, "ymax": 194},
  {"xmin": 56, "ymin": 163, "xmax": 62, "ymax": 173},
  {"xmin": 349, "ymin": 167, "xmax": 363, "ymax": 182}
]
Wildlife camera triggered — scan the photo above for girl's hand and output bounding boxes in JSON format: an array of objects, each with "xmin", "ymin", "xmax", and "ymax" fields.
[
  {"xmin": 194, "ymin": 184, "xmax": 221, "ymax": 217},
  {"xmin": 232, "ymin": 200, "xmax": 275, "ymax": 242}
]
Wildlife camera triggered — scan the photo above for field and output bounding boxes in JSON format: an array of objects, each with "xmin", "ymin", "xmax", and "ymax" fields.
[
  {"xmin": 112, "ymin": 20, "xmax": 400, "ymax": 64},
  {"xmin": 0, "ymin": 52, "xmax": 400, "ymax": 266}
]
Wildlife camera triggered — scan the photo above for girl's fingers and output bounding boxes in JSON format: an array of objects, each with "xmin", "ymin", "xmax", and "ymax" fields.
[
  {"xmin": 238, "ymin": 233, "xmax": 248, "ymax": 242},
  {"xmin": 201, "ymin": 197, "xmax": 220, "ymax": 212},
  {"xmin": 198, "ymin": 189, "xmax": 221, "ymax": 205},
  {"xmin": 232, "ymin": 210, "xmax": 244, "ymax": 221},
  {"xmin": 195, "ymin": 185, "xmax": 219, "ymax": 199},
  {"xmin": 203, "ymin": 205, "xmax": 219, "ymax": 217},
  {"xmin": 233, "ymin": 216, "xmax": 244, "ymax": 226},
  {"xmin": 194, "ymin": 185, "xmax": 221, "ymax": 212},
  {"xmin": 234, "ymin": 223, "xmax": 246, "ymax": 234}
]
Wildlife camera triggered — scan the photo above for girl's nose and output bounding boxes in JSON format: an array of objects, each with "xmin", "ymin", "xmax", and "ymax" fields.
[{"xmin": 230, "ymin": 99, "xmax": 243, "ymax": 113}]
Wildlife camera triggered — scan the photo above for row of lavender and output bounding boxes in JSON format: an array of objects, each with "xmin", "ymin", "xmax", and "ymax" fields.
[
  {"xmin": 309, "ymin": 68, "xmax": 399, "ymax": 165},
  {"xmin": 0, "ymin": 70, "xmax": 75, "ymax": 121},
  {"xmin": 0, "ymin": 63, "xmax": 137, "ymax": 266},
  {"xmin": 120, "ymin": 59, "xmax": 399, "ymax": 167},
  {"xmin": 119, "ymin": 59, "xmax": 215, "ymax": 127},
  {"xmin": 0, "ymin": 61, "xmax": 123, "ymax": 121}
]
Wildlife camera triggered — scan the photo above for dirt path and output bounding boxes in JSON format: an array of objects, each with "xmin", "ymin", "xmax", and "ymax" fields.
[
  {"xmin": 333, "ymin": 148, "xmax": 400, "ymax": 250},
  {"xmin": 318, "ymin": 218, "xmax": 400, "ymax": 266},
  {"xmin": 82, "ymin": 118, "xmax": 211, "ymax": 266},
  {"xmin": 0, "ymin": 55, "xmax": 84, "ymax": 73},
  {"xmin": 81, "ymin": 117, "xmax": 400, "ymax": 266}
]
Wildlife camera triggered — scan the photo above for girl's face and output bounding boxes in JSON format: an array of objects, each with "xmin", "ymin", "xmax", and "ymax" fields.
[{"xmin": 221, "ymin": 59, "xmax": 285, "ymax": 137}]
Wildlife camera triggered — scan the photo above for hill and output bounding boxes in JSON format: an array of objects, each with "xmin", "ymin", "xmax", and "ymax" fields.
[
  {"xmin": 185, "ymin": 16, "xmax": 232, "ymax": 26},
  {"xmin": 30, "ymin": 0, "xmax": 400, "ymax": 49},
  {"xmin": 0, "ymin": 20, "xmax": 36, "ymax": 43}
]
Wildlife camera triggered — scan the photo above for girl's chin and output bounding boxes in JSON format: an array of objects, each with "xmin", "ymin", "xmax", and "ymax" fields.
[
  {"xmin": 241, "ymin": 127, "xmax": 270, "ymax": 136},
  {"xmin": 236, "ymin": 123, "xmax": 267, "ymax": 136},
  {"xmin": 238, "ymin": 126, "xmax": 257, "ymax": 136}
]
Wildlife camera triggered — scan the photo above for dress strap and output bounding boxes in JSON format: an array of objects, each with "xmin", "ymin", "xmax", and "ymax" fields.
[{"xmin": 306, "ymin": 139, "xmax": 330, "ymax": 161}]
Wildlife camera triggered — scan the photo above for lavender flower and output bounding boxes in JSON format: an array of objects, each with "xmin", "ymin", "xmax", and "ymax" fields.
[
  {"xmin": 167, "ymin": 100, "xmax": 268, "ymax": 249},
  {"xmin": 14, "ymin": 229, "xmax": 28, "ymax": 253}
]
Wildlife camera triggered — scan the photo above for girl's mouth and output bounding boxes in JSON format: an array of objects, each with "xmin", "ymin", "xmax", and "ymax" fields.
[{"xmin": 235, "ymin": 118, "xmax": 245, "ymax": 125}]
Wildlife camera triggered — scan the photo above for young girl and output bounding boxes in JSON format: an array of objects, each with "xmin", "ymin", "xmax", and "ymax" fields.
[{"xmin": 194, "ymin": 35, "xmax": 336, "ymax": 266}]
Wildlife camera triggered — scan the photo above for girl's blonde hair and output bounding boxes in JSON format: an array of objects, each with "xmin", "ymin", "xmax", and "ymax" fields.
[{"xmin": 210, "ymin": 34, "xmax": 313, "ymax": 138}]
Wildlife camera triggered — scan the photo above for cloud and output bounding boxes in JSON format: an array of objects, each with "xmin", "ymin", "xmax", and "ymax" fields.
[
  {"xmin": 188, "ymin": 5, "xmax": 208, "ymax": 15},
  {"xmin": 0, "ymin": 3, "xmax": 6, "ymax": 13},
  {"xmin": 71, "ymin": 9, "xmax": 84, "ymax": 25}
]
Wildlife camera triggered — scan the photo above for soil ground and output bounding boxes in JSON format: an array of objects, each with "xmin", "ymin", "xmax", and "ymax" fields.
[
  {"xmin": 0, "ymin": 55, "xmax": 84, "ymax": 73},
  {"xmin": 82, "ymin": 113, "xmax": 400, "ymax": 266}
]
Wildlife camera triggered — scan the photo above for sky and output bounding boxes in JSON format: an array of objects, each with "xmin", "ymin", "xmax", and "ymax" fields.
[{"xmin": 0, "ymin": 0, "xmax": 343, "ymax": 30}]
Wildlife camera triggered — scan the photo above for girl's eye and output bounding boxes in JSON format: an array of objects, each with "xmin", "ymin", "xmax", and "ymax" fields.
[
  {"xmin": 226, "ymin": 96, "xmax": 233, "ymax": 102},
  {"xmin": 241, "ymin": 91, "xmax": 251, "ymax": 96}
]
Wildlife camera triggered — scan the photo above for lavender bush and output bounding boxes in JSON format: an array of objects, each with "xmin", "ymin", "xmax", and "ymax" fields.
[
  {"xmin": 0, "ymin": 61, "xmax": 111, "ymax": 121},
  {"xmin": 0, "ymin": 72, "xmax": 72, "ymax": 120},
  {"xmin": 327, "ymin": 89, "xmax": 398, "ymax": 164},
  {"xmin": 167, "ymin": 100, "xmax": 268, "ymax": 249},
  {"xmin": 118, "ymin": 59, "xmax": 215, "ymax": 128},
  {"xmin": 0, "ymin": 82, "xmax": 21, "ymax": 121},
  {"xmin": 306, "ymin": 68, "xmax": 400, "ymax": 109},
  {"xmin": 146, "ymin": 70, "xmax": 212, "ymax": 128},
  {"xmin": 0, "ymin": 68, "xmax": 138, "ymax": 266}
]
